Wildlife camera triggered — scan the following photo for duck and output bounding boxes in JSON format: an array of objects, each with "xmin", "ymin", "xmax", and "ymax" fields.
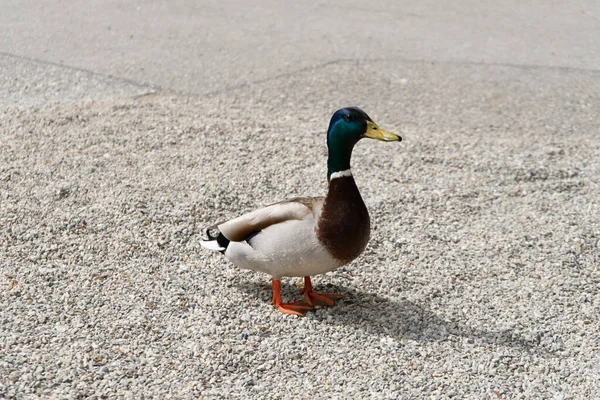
[{"xmin": 200, "ymin": 107, "xmax": 401, "ymax": 316}]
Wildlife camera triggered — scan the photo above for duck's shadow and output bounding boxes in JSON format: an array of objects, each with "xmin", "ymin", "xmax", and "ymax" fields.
[{"xmin": 237, "ymin": 280, "xmax": 549, "ymax": 355}]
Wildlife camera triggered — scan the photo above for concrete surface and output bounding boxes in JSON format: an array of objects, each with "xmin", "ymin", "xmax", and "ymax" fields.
[
  {"xmin": 1, "ymin": 0, "xmax": 599, "ymax": 101},
  {"xmin": 1, "ymin": 1, "xmax": 599, "ymax": 399}
]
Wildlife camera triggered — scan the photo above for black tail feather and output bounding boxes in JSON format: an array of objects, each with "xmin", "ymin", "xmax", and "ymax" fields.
[{"xmin": 206, "ymin": 226, "xmax": 230, "ymax": 254}]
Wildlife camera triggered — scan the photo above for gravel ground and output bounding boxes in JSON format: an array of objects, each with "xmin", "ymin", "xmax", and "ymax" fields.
[{"xmin": 1, "ymin": 59, "xmax": 599, "ymax": 399}]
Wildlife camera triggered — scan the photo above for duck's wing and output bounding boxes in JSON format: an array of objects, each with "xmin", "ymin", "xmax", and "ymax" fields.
[{"xmin": 216, "ymin": 196, "xmax": 323, "ymax": 242}]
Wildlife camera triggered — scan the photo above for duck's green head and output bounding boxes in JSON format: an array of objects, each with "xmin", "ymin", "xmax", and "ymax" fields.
[{"xmin": 326, "ymin": 107, "xmax": 401, "ymax": 179}]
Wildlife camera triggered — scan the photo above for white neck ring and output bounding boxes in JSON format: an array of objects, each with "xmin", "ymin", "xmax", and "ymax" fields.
[{"xmin": 330, "ymin": 169, "xmax": 353, "ymax": 179}]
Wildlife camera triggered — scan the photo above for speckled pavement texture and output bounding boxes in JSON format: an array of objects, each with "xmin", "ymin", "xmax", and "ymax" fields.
[{"xmin": 1, "ymin": 56, "xmax": 599, "ymax": 398}]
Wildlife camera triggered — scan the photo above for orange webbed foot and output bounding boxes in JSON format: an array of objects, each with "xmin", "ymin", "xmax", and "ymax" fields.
[
  {"xmin": 271, "ymin": 279, "xmax": 313, "ymax": 316},
  {"xmin": 274, "ymin": 302, "xmax": 313, "ymax": 316},
  {"xmin": 299, "ymin": 276, "xmax": 343, "ymax": 307}
]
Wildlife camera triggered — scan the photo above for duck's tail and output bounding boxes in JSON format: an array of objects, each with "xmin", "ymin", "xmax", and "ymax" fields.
[{"xmin": 199, "ymin": 226, "xmax": 230, "ymax": 254}]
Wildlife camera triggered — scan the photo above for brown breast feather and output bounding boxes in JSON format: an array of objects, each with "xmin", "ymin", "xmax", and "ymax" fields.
[{"xmin": 316, "ymin": 176, "xmax": 370, "ymax": 264}]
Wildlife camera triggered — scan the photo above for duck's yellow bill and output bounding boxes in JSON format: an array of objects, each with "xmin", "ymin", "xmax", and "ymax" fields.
[{"xmin": 364, "ymin": 121, "xmax": 401, "ymax": 142}]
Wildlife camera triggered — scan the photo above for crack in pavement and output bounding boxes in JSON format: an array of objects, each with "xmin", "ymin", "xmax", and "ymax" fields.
[
  {"xmin": 0, "ymin": 51, "xmax": 163, "ymax": 92},
  {"xmin": 1, "ymin": 50, "xmax": 598, "ymax": 103}
]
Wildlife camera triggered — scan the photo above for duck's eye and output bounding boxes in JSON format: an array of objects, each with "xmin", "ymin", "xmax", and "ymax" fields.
[{"xmin": 343, "ymin": 114, "xmax": 353, "ymax": 122}]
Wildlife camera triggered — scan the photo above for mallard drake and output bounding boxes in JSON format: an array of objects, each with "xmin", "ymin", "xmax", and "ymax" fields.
[{"xmin": 200, "ymin": 107, "xmax": 401, "ymax": 315}]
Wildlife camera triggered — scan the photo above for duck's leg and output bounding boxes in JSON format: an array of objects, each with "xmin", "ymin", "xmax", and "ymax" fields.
[
  {"xmin": 299, "ymin": 276, "xmax": 343, "ymax": 306},
  {"xmin": 270, "ymin": 279, "xmax": 313, "ymax": 316}
]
